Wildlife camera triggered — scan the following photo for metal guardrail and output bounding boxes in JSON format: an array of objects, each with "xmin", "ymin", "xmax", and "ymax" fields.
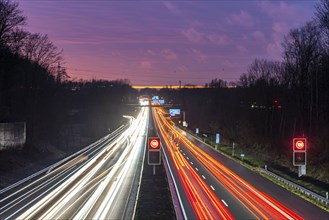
[
  {"xmin": 176, "ymin": 126, "xmax": 329, "ymax": 207},
  {"xmin": 0, "ymin": 124, "xmax": 127, "ymax": 194},
  {"xmin": 259, "ymin": 168, "xmax": 329, "ymax": 206}
]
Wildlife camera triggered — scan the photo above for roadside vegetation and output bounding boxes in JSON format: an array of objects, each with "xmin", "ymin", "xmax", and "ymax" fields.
[
  {"xmin": 0, "ymin": 0, "xmax": 137, "ymax": 188},
  {"xmin": 158, "ymin": 0, "xmax": 329, "ymax": 187}
]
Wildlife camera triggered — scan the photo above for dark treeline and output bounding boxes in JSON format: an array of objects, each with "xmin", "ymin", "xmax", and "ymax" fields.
[
  {"xmin": 0, "ymin": 44, "xmax": 136, "ymax": 154},
  {"xmin": 158, "ymin": 1, "xmax": 329, "ymax": 183},
  {"xmin": 0, "ymin": 0, "xmax": 137, "ymax": 155}
]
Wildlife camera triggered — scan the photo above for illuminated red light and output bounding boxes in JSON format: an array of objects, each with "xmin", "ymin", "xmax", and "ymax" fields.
[
  {"xmin": 148, "ymin": 137, "xmax": 160, "ymax": 150},
  {"xmin": 293, "ymin": 138, "xmax": 306, "ymax": 151}
]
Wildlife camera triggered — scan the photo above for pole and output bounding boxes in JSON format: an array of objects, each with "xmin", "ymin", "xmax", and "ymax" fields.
[
  {"xmin": 232, "ymin": 142, "xmax": 235, "ymax": 157},
  {"xmin": 183, "ymin": 111, "xmax": 185, "ymax": 121},
  {"xmin": 298, "ymin": 166, "xmax": 302, "ymax": 177},
  {"xmin": 153, "ymin": 165, "xmax": 156, "ymax": 175}
]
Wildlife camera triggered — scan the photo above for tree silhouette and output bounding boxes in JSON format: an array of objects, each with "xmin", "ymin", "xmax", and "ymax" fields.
[{"xmin": 0, "ymin": 0, "xmax": 26, "ymax": 46}]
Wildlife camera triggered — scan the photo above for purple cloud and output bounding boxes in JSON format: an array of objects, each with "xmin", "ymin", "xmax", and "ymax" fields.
[
  {"xmin": 226, "ymin": 10, "xmax": 254, "ymax": 27},
  {"xmin": 163, "ymin": 1, "xmax": 180, "ymax": 14},
  {"xmin": 162, "ymin": 48, "xmax": 177, "ymax": 60},
  {"xmin": 17, "ymin": 0, "xmax": 317, "ymax": 85},
  {"xmin": 191, "ymin": 48, "xmax": 207, "ymax": 63},
  {"xmin": 181, "ymin": 27, "xmax": 204, "ymax": 43}
]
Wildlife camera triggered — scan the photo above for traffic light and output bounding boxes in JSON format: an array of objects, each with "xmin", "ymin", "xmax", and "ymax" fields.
[
  {"xmin": 293, "ymin": 152, "xmax": 306, "ymax": 166},
  {"xmin": 148, "ymin": 137, "xmax": 161, "ymax": 150},
  {"xmin": 293, "ymin": 138, "xmax": 306, "ymax": 152}
]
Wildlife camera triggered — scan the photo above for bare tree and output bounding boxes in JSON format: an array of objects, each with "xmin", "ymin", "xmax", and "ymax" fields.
[
  {"xmin": 0, "ymin": 0, "xmax": 26, "ymax": 45},
  {"xmin": 237, "ymin": 59, "xmax": 285, "ymax": 88},
  {"xmin": 246, "ymin": 59, "xmax": 285, "ymax": 87},
  {"xmin": 21, "ymin": 33, "xmax": 63, "ymax": 73},
  {"xmin": 237, "ymin": 73, "xmax": 249, "ymax": 88},
  {"xmin": 206, "ymin": 78, "xmax": 227, "ymax": 88},
  {"xmin": 5, "ymin": 28, "xmax": 27, "ymax": 53},
  {"xmin": 283, "ymin": 22, "xmax": 321, "ymax": 88},
  {"xmin": 315, "ymin": 0, "xmax": 329, "ymax": 47},
  {"xmin": 282, "ymin": 22, "xmax": 322, "ymax": 130}
]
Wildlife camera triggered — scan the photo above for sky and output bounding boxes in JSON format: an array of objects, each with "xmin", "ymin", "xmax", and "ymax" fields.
[{"xmin": 18, "ymin": 0, "xmax": 318, "ymax": 86}]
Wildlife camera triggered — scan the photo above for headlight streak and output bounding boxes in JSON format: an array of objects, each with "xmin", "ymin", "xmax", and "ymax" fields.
[
  {"xmin": 154, "ymin": 107, "xmax": 303, "ymax": 220},
  {"xmin": 153, "ymin": 108, "xmax": 234, "ymax": 219},
  {"xmin": 74, "ymin": 108, "xmax": 148, "ymax": 219},
  {"xmin": 0, "ymin": 163, "xmax": 80, "ymax": 215},
  {"xmin": 0, "ymin": 124, "xmax": 127, "ymax": 201},
  {"xmin": 14, "ymin": 107, "xmax": 148, "ymax": 220},
  {"xmin": 55, "ymin": 168, "xmax": 113, "ymax": 219}
]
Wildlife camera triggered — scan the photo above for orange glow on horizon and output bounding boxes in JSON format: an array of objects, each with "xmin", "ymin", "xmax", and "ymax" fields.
[{"xmin": 132, "ymin": 85, "xmax": 206, "ymax": 90}]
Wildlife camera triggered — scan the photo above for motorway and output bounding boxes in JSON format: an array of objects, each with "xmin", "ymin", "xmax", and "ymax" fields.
[
  {"xmin": 153, "ymin": 107, "xmax": 328, "ymax": 219},
  {"xmin": 0, "ymin": 107, "xmax": 149, "ymax": 220}
]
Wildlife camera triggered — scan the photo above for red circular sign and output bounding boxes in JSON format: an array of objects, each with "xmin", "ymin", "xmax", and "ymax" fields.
[
  {"xmin": 295, "ymin": 140, "xmax": 305, "ymax": 150},
  {"xmin": 149, "ymin": 139, "xmax": 160, "ymax": 149},
  {"xmin": 293, "ymin": 138, "xmax": 306, "ymax": 151}
]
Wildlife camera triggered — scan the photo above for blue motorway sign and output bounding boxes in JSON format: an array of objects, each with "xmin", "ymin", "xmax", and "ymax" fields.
[{"xmin": 169, "ymin": 109, "xmax": 181, "ymax": 116}]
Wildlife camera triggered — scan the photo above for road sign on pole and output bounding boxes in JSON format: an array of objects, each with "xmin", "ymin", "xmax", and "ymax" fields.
[
  {"xmin": 148, "ymin": 137, "xmax": 161, "ymax": 166},
  {"xmin": 292, "ymin": 137, "xmax": 307, "ymax": 177}
]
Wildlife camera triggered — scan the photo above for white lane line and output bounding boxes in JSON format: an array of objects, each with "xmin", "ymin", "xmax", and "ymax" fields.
[
  {"xmin": 190, "ymin": 162, "xmax": 193, "ymax": 165},
  {"xmin": 183, "ymin": 153, "xmax": 185, "ymax": 156},
  {"xmin": 162, "ymin": 142, "xmax": 188, "ymax": 219},
  {"xmin": 210, "ymin": 185, "xmax": 215, "ymax": 191},
  {"xmin": 202, "ymin": 175, "xmax": 206, "ymax": 179},
  {"xmin": 195, "ymin": 168, "xmax": 198, "ymax": 171},
  {"xmin": 186, "ymin": 157, "xmax": 189, "ymax": 160},
  {"xmin": 221, "ymin": 199, "xmax": 229, "ymax": 207}
]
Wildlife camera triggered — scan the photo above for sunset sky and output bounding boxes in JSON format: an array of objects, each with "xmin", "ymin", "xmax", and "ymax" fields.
[{"xmin": 18, "ymin": 0, "xmax": 318, "ymax": 86}]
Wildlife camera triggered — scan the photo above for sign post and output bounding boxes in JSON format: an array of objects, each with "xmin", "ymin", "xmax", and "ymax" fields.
[
  {"xmin": 292, "ymin": 138, "xmax": 307, "ymax": 177},
  {"xmin": 148, "ymin": 137, "xmax": 161, "ymax": 175},
  {"xmin": 216, "ymin": 133, "xmax": 220, "ymax": 144}
]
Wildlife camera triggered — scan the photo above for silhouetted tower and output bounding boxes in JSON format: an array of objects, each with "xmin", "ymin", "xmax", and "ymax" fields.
[{"xmin": 179, "ymin": 80, "xmax": 181, "ymax": 89}]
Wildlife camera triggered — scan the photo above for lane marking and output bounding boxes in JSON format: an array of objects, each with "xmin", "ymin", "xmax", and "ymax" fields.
[
  {"xmin": 183, "ymin": 153, "xmax": 185, "ymax": 156},
  {"xmin": 221, "ymin": 199, "xmax": 228, "ymax": 207},
  {"xmin": 210, "ymin": 185, "xmax": 215, "ymax": 191},
  {"xmin": 195, "ymin": 168, "xmax": 198, "ymax": 171},
  {"xmin": 202, "ymin": 175, "xmax": 206, "ymax": 179},
  {"xmin": 186, "ymin": 157, "xmax": 189, "ymax": 160},
  {"xmin": 190, "ymin": 162, "xmax": 193, "ymax": 165}
]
